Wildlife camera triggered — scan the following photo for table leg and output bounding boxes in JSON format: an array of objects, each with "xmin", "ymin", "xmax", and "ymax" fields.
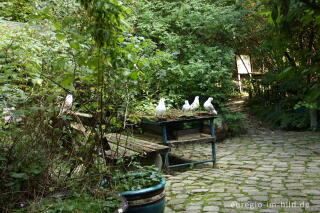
[
  {"xmin": 162, "ymin": 125, "xmax": 168, "ymax": 145},
  {"xmin": 209, "ymin": 119, "xmax": 215, "ymax": 137},
  {"xmin": 210, "ymin": 119, "xmax": 216, "ymax": 167},
  {"xmin": 211, "ymin": 141, "xmax": 216, "ymax": 167},
  {"xmin": 161, "ymin": 125, "xmax": 170, "ymax": 171}
]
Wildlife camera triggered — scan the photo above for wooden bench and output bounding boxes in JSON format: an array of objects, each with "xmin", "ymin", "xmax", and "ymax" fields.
[{"xmin": 105, "ymin": 133, "xmax": 170, "ymax": 168}]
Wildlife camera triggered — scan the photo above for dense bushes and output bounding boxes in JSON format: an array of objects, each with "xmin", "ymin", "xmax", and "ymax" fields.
[
  {"xmin": 246, "ymin": 0, "xmax": 320, "ymax": 130},
  {"xmin": 131, "ymin": 0, "xmax": 249, "ymax": 106},
  {"xmin": 0, "ymin": 0, "xmax": 132, "ymax": 211}
]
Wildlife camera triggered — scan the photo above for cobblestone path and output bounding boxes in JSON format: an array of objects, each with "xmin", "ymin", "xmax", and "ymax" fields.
[{"xmin": 165, "ymin": 100, "xmax": 320, "ymax": 213}]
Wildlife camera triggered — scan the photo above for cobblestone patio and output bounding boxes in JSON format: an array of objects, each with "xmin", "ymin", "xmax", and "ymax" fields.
[{"xmin": 165, "ymin": 115, "xmax": 320, "ymax": 212}]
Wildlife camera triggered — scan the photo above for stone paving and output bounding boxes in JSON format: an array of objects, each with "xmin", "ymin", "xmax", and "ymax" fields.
[{"xmin": 164, "ymin": 111, "xmax": 320, "ymax": 212}]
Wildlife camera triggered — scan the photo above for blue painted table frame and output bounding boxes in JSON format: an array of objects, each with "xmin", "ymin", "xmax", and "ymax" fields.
[{"xmin": 142, "ymin": 116, "xmax": 217, "ymax": 169}]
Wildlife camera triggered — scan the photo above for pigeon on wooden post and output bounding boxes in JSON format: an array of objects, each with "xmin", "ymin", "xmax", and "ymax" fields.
[
  {"xmin": 182, "ymin": 100, "xmax": 191, "ymax": 112},
  {"xmin": 58, "ymin": 94, "xmax": 73, "ymax": 116},
  {"xmin": 190, "ymin": 96, "xmax": 200, "ymax": 111},
  {"xmin": 204, "ymin": 97, "xmax": 217, "ymax": 115},
  {"xmin": 155, "ymin": 98, "xmax": 166, "ymax": 117}
]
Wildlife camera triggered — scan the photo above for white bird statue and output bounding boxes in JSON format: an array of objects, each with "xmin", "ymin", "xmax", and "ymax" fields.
[
  {"xmin": 155, "ymin": 98, "xmax": 166, "ymax": 117},
  {"xmin": 204, "ymin": 97, "xmax": 217, "ymax": 115},
  {"xmin": 190, "ymin": 96, "xmax": 200, "ymax": 111},
  {"xmin": 182, "ymin": 100, "xmax": 191, "ymax": 112},
  {"xmin": 59, "ymin": 94, "xmax": 73, "ymax": 116}
]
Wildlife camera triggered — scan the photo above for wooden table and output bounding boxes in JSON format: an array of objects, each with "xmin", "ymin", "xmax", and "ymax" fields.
[{"xmin": 142, "ymin": 115, "xmax": 217, "ymax": 169}]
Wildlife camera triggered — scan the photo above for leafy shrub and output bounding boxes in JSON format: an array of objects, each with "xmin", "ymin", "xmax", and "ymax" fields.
[
  {"xmin": 110, "ymin": 166, "xmax": 163, "ymax": 192},
  {"xmin": 18, "ymin": 192, "xmax": 121, "ymax": 213},
  {"xmin": 247, "ymin": 97, "xmax": 310, "ymax": 130},
  {"xmin": 220, "ymin": 110, "xmax": 247, "ymax": 136},
  {"xmin": 0, "ymin": 112, "xmax": 52, "ymax": 211},
  {"xmin": 0, "ymin": 1, "xmax": 136, "ymax": 211}
]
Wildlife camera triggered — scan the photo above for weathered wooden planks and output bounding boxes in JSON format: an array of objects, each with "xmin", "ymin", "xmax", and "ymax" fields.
[{"xmin": 105, "ymin": 133, "xmax": 170, "ymax": 157}]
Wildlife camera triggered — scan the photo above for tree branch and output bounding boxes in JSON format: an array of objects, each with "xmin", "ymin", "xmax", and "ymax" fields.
[{"xmin": 284, "ymin": 52, "xmax": 296, "ymax": 67}]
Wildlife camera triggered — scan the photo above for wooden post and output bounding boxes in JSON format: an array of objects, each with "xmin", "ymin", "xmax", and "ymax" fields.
[{"xmin": 238, "ymin": 74, "xmax": 242, "ymax": 93}]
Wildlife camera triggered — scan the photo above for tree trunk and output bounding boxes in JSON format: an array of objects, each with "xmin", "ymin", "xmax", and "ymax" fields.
[{"xmin": 310, "ymin": 109, "xmax": 318, "ymax": 131}]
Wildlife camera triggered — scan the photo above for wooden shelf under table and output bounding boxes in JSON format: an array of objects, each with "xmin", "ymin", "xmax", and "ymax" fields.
[{"xmin": 167, "ymin": 133, "xmax": 216, "ymax": 146}]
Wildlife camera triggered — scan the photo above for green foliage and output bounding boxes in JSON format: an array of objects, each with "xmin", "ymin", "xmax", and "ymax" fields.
[
  {"xmin": 0, "ymin": 110, "xmax": 57, "ymax": 211},
  {"xmin": 247, "ymin": 96, "xmax": 310, "ymax": 129},
  {"xmin": 19, "ymin": 193, "xmax": 121, "ymax": 213},
  {"xmin": 0, "ymin": 21, "xmax": 66, "ymax": 206},
  {"xmin": 0, "ymin": 0, "xmax": 34, "ymax": 22},
  {"xmin": 0, "ymin": 0, "xmax": 140, "ymax": 211},
  {"xmin": 219, "ymin": 109, "xmax": 247, "ymax": 136},
  {"xmin": 77, "ymin": 0, "xmax": 129, "ymax": 48},
  {"xmin": 131, "ymin": 0, "xmax": 248, "ymax": 105},
  {"xmin": 246, "ymin": 0, "xmax": 320, "ymax": 129},
  {"xmin": 110, "ymin": 165, "xmax": 162, "ymax": 192}
]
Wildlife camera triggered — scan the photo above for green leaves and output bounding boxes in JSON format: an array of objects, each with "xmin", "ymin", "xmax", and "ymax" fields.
[
  {"xmin": 10, "ymin": 172, "xmax": 28, "ymax": 179},
  {"xmin": 248, "ymin": 0, "xmax": 320, "ymax": 130},
  {"xmin": 69, "ymin": 41, "xmax": 80, "ymax": 50},
  {"xmin": 31, "ymin": 77, "xmax": 43, "ymax": 86},
  {"xmin": 277, "ymin": 66, "xmax": 294, "ymax": 80},
  {"xmin": 271, "ymin": 4, "xmax": 279, "ymax": 26},
  {"xmin": 132, "ymin": 0, "xmax": 241, "ymax": 103},
  {"xmin": 55, "ymin": 33, "xmax": 66, "ymax": 41},
  {"xmin": 78, "ymin": 0, "xmax": 129, "ymax": 48},
  {"xmin": 61, "ymin": 76, "xmax": 75, "ymax": 91},
  {"xmin": 110, "ymin": 166, "xmax": 163, "ymax": 192},
  {"xmin": 25, "ymin": 193, "xmax": 122, "ymax": 213},
  {"xmin": 306, "ymin": 86, "xmax": 320, "ymax": 105},
  {"xmin": 125, "ymin": 70, "xmax": 139, "ymax": 80}
]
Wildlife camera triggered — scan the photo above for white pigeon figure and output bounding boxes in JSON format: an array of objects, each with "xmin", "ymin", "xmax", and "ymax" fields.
[
  {"xmin": 182, "ymin": 100, "xmax": 191, "ymax": 111},
  {"xmin": 59, "ymin": 94, "xmax": 73, "ymax": 116},
  {"xmin": 190, "ymin": 96, "xmax": 200, "ymax": 111},
  {"xmin": 155, "ymin": 98, "xmax": 166, "ymax": 117},
  {"xmin": 204, "ymin": 97, "xmax": 217, "ymax": 115}
]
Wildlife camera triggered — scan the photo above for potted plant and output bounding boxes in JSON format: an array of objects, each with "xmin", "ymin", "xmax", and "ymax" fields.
[{"xmin": 102, "ymin": 165, "xmax": 166, "ymax": 213}]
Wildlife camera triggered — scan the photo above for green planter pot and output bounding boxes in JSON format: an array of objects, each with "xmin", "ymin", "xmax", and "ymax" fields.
[{"xmin": 120, "ymin": 177, "xmax": 166, "ymax": 213}]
